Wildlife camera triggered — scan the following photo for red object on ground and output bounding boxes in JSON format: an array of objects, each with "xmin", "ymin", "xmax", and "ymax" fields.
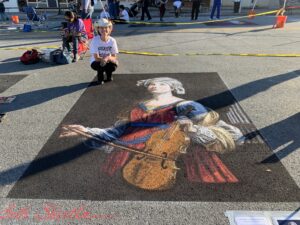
[
  {"xmin": 274, "ymin": 15, "xmax": 287, "ymax": 28},
  {"xmin": 78, "ymin": 18, "xmax": 94, "ymax": 55}
]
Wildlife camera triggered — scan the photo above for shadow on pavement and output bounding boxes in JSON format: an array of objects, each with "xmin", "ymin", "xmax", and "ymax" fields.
[
  {"xmin": 260, "ymin": 112, "xmax": 300, "ymax": 163},
  {"xmin": 0, "ymin": 61, "xmax": 58, "ymax": 74},
  {"xmin": 201, "ymin": 70, "xmax": 300, "ymax": 110},
  {"xmin": 0, "ymin": 57, "xmax": 20, "ymax": 63},
  {"xmin": 0, "ymin": 40, "xmax": 60, "ymax": 49},
  {"xmin": 0, "ymin": 81, "xmax": 99, "ymax": 113}
]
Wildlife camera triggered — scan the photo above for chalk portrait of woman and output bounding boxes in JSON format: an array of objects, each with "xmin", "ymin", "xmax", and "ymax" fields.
[{"xmin": 61, "ymin": 77, "xmax": 245, "ymax": 191}]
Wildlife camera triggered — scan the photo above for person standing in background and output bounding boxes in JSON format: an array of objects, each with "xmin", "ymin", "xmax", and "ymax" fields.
[
  {"xmin": 108, "ymin": 0, "xmax": 116, "ymax": 19},
  {"xmin": 0, "ymin": 1, "xmax": 9, "ymax": 22},
  {"xmin": 140, "ymin": 0, "xmax": 152, "ymax": 21},
  {"xmin": 191, "ymin": 0, "xmax": 201, "ymax": 20},
  {"xmin": 159, "ymin": 0, "xmax": 168, "ymax": 22},
  {"xmin": 210, "ymin": 0, "xmax": 221, "ymax": 20},
  {"xmin": 81, "ymin": 0, "xmax": 93, "ymax": 19},
  {"xmin": 88, "ymin": 0, "xmax": 95, "ymax": 19},
  {"xmin": 115, "ymin": 0, "xmax": 120, "ymax": 19}
]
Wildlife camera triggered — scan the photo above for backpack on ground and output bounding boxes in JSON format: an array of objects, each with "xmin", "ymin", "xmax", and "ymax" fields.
[
  {"xmin": 20, "ymin": 49, "xmax": 40, "ymax": 64},
  {"xmin": 50, "ymin": 49, "xmax": 72, "ymax": 65},
  {"xmin": 23, "ymin": 24, "xmax": 32, "ymax": 32},
  {"xmin": 40, "ymin": 48, "xmax": 57, "ymax": 63}
]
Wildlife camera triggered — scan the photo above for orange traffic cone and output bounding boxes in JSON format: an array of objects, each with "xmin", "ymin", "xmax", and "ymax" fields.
[
  {"xmin": 248, "ymin": 9, "xmax": 256, "ymax": 19},
  {"xmin": 11, "ymin": 15, "xmax": 19, "ymax": 24}
]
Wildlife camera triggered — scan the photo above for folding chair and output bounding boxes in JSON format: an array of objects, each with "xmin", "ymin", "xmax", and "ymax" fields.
[
  {"xmin": 23, "ymin": 6, "xmax": 47, "ymax": 28},
  {"xmin": 78, "ymin": 18, "xmax": 94, "ymax": 59}
]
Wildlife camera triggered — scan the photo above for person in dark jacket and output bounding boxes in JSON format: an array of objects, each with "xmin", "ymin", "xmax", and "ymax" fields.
[
  {"xmin": 140, "ymin": 0, "xmax": 152, "ymax": 21},
  {"xmin": 191, "ymin": 0, "xmax": 201, "ymax": 20},
  {"xmin": 0, "ymin": 2, "xmax": 9, "ymax": 21}
]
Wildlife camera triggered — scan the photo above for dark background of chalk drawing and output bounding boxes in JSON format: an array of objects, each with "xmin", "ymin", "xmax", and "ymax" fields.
[{"xmin": 8, "ymin": 73, "xmax": 300, "ymax": 201}]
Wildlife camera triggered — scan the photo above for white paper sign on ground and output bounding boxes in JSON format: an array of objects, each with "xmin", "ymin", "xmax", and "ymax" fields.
[
  {"xmin": 235, "ymin": 216, "xmax": 273, "ymax": 225},
  {"xmin": 226, "ymin": 211, "xmax": 300, "ymax": 225}
]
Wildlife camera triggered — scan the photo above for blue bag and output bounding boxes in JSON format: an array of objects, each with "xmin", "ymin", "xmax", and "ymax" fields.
[
  {"xmin": 50, "ymin": 49, "xmax": 72, "ymax": 65},
  {"xmin": 23, "ymin": 24, "xmax": 32, "ymax": 32}
]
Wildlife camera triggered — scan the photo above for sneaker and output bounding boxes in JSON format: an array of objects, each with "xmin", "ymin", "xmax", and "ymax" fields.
[
  {"xmin": 97, "ymin": 73, "xmax": 104, "ymax": 84},
  {"xmin": 72, "ymin": 54, "xmax": 80, "ymax": 62},
  {"xmin": 96, "ymin": 80, "xmax": 104, "ymax": 85},
  {"xmin": 106, "ymin": 73, "xmax": 113, "ymax": 82}
]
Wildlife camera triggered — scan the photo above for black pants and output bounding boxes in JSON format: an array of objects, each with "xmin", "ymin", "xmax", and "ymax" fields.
[
  {"xmin": 191, "ymin": 1, "xmax": 201, "ymax": 20},
  {"xmin": 141, "ymin": 5, "xmax": 151, "ymax": 20},
  {"xmin": 159, "ymin": 4, "xmax": 166, "ymax": 20},
  {"xmin": 91, "ymin": 61, "xmax": 117, "ymax": 81}
]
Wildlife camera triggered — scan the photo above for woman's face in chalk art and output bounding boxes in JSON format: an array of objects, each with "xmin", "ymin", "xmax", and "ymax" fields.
[{"xmin": 147, "ymin": 82, "xmax": 172, "ymax": 94}]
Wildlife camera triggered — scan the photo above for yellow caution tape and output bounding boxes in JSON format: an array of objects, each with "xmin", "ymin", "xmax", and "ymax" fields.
[
  {"xmin": 2, "ymin": 46, "xmax": 300, "ymax": 57},
  {"xmin": 115, "ymin": 9, "xmax": 280, "ymax": 26},
  {"xmin": 0, "ymin": 45, "xmax": 60, "ymax": 50},
  {"xmin": 119, "ymin": 50, "xmax": 179, "ymax": 56},
  {"xmin": 185, "ymin": 53, "xmax": 300, "ymax": 57}
]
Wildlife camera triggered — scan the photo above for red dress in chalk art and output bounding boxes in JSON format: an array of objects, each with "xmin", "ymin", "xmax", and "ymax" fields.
[{"xmin": 92, "ymin": 102, "xmax": 238, "ymax": 184}]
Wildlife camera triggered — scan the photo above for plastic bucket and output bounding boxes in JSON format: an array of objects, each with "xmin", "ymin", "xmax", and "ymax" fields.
[
  {"xmin": 275, "ymin": 15, "xmax": 287, "ymax": 28},
  {"xmin": 11, "ymin": 15, "xmax": 19, "ymax": 24}
]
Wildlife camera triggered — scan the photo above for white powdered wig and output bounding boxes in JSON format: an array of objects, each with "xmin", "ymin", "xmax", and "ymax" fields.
[{"xmin": 136, "ymin": 77, "xmax": 185, "ymax": 95}]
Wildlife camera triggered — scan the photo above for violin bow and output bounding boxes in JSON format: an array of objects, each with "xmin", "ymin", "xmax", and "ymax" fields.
[{"xmin": 64, "ymin": 126, "xmax": 176, "ymax": 162}]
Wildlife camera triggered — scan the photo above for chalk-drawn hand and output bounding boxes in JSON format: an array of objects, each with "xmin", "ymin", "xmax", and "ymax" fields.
[
  {"xmin": 60, "ymin": 124, "xmax": 87, "ymax": 138},
  {"xmin": 178, "ymin": 119, "xmax": 197, "ymax": 132}
]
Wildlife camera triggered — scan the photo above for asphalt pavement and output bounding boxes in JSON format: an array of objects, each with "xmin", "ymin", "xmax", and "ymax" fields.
[{"xmin": 0, "ymin": 12, "xmax": 299, "ymax": 225}]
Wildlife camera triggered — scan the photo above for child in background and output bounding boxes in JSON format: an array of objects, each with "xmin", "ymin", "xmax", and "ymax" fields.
[
  {"xmin": 119, "ymin": 5, "xmax": 129, "ymax": 22},
  {"xmin": 99, "ymin": 5, "xmax": 110, "ymax": 19}
]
